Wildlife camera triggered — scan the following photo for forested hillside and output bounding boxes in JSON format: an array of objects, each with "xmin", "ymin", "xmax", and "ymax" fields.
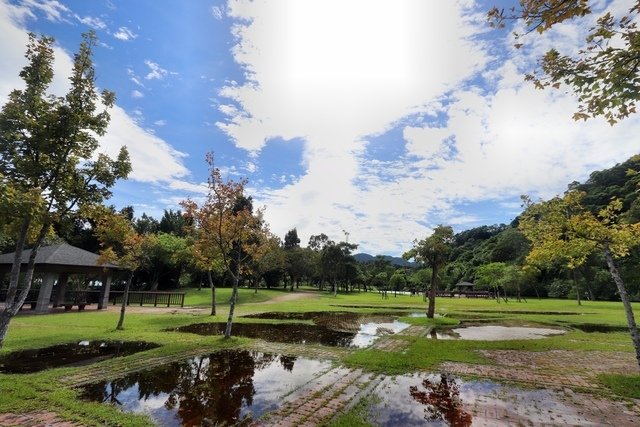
[{"xmin": 441, "ymin": 155, "xmax": 640, "ymax": 300}]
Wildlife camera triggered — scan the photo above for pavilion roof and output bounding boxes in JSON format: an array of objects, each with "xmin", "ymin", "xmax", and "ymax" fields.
[{"xmin": 0, "ymin": 243, "xmax": 120, "ymax": 272}]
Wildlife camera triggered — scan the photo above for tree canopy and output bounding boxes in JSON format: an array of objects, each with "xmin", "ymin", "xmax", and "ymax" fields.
[
  {"xmin": 0, "ymin": 32, "xmax": 130, "ymax": 348},
  {"xmin": 489, "ymin": 0, "xmax": 640, "ymax": 124}
]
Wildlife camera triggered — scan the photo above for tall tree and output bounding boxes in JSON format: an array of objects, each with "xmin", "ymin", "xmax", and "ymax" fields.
[
  {"xmin": 520, "ymin": 190, "xmax": 640, "ymax": 367},
  {"xmin": 283, "ymin": 228, "xmax": 302, "ymax": 290},
  {"xmin": 90, "ymin": 207, "xmax": 145, "ymax": 330},
  {"xmin": 0, "ymin": 33, "xmax": 130, "ymax": 348},
  {"xmin": 403, "ymin": 225, "xmax": 454, "ymax": 318},
  {"xmin": 489, "ymin": 0, "xmax": 640, "ymax": 124},
  {"xmin": 159, "ymin": 209, "xmax": 188, "ymax": 237},
  {"xmin": 182, "ymin": 153, "xmax": 269, "ymax": 338},
  {"xmin": 283, "ymin": 228, "xmax": 301, "ymax": 249}
]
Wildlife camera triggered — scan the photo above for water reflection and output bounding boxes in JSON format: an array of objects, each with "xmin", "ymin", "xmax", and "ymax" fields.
[
  {"xmin": 409, "ymin": 374, "xmax": 472, "ymax": 426},
  {"xmin": 173, "ymin": 322, "xmax": 356, "ymax": 347},
  {"xmin": 174, "ymin": 315, "xmax": 410, "ymax": 348},
  {"xmin": 0, "ymin": 341, "xmax": 159, "ymax": 374},
  {"xmin": 81, "ymin": 350, "xmax": 330, "ymax": 427}
]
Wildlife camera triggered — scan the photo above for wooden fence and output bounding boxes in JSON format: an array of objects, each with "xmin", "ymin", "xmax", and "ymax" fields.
[{"xmin": 109, "ymin": 291, "xmax": 185, "ymax": 308}]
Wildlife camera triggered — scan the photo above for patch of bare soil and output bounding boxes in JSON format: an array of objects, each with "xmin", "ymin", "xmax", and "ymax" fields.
[{"xmin": 261, "ymin": 291, "xmax": 319, "ymax": 304}]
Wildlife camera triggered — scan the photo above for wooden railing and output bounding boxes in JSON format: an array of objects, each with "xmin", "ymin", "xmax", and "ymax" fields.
[
  {"xmin": 109, "ymin": 291, "xmax": 185, "ymax": 308},
  {"xmin": 0, "ymin": 289, "xmax": 40, "ymax": 309}
]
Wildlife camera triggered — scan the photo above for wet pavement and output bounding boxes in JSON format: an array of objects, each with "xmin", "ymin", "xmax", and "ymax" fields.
[
  {"xmin": 367, "ymin": 372, "xmax": 640, "ymax": 426},
  {"xmin": 80, "ymin": 349, "xmax": 332, "ymax": 427},
  {"xmin": 431, "ymin": 325, "xmax": 566, "ymax": 341}
]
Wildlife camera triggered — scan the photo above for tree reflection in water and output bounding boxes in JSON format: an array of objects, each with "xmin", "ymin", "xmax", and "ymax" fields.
[
  {"xmin": 409, "ymin": 373, "xmax": 472, "ymax": 426},
  {"xmin": 81, "ymin": 350, "xmax": 296, "ymax": 426}
]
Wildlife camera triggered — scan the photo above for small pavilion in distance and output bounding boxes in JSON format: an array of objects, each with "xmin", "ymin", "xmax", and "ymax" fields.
[{"xmin": 0, "ymin": 243, "xmax": 121, "ymax": 313}]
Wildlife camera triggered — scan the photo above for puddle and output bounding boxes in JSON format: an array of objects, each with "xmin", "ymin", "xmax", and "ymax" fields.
[
  {"xmin": 332, "ymin": 305, "xmax": 417, "ymax": 310},
  {"xmin": 406, "ymin": 313, "xmax": 444, "ymax": 318},
  {"xmin": 367, "ymin": 373, "xmax": 609, "ymax": 426},
  {"xmin": 430, "ymin": 325, "xmax": 565, "ymax": 340},
  {"xmin": 466, "ymin": 310, "xmax": 588, "ymax": 316},
  {"xmin": 0, "ymin": 341, "xmax": 159, "ymax": 374},
  {"xmin": 243, "ymin": 311, "xmax": 334, "ymax": 320},
  {"xmin": 80, "ymin": 349, "xmax": 330, "ymax": 426},
  {"xmin": 176, "ymin": 315, "xmax": 410, "ymax": 348},
  {"xmin": 173, "ymin": 322, "xmax": 356, "ymax": 346},
  {"xmin": 351, "ymin": 320, "xmax": 411, "ymax": 347},
  {"xmin": 569, "ymin": 323, "xmax": 628, "ymax": 333}
]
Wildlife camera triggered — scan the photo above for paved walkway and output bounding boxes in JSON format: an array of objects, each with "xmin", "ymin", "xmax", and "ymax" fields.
[
  {"xmin": 253, "ymin": 367, "xmax": 379, "ymax": 427},
  {"xmin": 0, "ymin": 411, "xmax": 82, "ymax": 427}
]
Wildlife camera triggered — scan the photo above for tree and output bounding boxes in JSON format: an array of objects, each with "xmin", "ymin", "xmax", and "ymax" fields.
[
  {"xmin": 403, "ymin": 225, "xmax": 454, "ymax": 318},
  {"xmin": 0, "ymin": 33, "xmax": 130, "ymax": 348},
  {"xmin": 519, "ymin": 192, "xmax": 598, "ymax": 305},
  {"xmin": 489, "ymin": 1, "xmax": 640, "ymax": 124},
  {"xmin": 90, "ymin": 207, "xmax": 145, "ymax": 330},
  {"xmin": 389, "ymin": 271, "xmax": 407, "ymax": 297},
  {"xmin": 520, "ymin": 190, "xmax": 640, "ymax": 367},
  {"xmin": 140, "ymin": 232, "xmax": 189, "ymax": 291},
  {"xmin": 159, "ymin": 209, "xmax": 188, "ymax": 237},
  {"xmin": 283, "ymin": 228, "xmax": 301, "ymax": 249},
  {"xmin": 181, "ymin": 153, "xmax": 269, "ymax": 338},
  {"xmin": 182, "ymin": 215, "xmax": 225, "ymax": 316},
  {"xmin": 475, "ymin": 262, "xmax": 508, "ymax": 302},
  {"xmin": 320, "ymin": 241, "xmax": 358, "ymax": 296},
  {"xmin": 283, "ymin": 228, "xmax": 303, "ymax": 291}
]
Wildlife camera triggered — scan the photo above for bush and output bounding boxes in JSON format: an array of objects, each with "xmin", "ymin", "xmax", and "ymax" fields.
[{"xmin": 548, "ymin": 279, "xmax": 572, "ymax": 298}]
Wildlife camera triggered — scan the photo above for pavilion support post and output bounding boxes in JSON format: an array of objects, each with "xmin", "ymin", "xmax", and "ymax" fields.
[
  {"xmin": 53, "ymin": 273, "xmax": 69, "ymax": 308},
  {"xmin": 35, "ymin": 273, "xmax": 58, "ymax": 313},
  {"xmin": 98, "ymin": 274, "xmax": 112, "ymax": 310}
]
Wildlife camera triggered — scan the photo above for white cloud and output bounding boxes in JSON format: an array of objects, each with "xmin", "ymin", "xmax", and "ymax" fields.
[
  {"xmin": 219, "ymin": 0, "xmax": 487, "ymax": 252},
  {"xmin": 127, "ymin": 68, "xmax": 145, "ymax": 87},
  {"xmin": 154, "ymin": 119, "xmax": 166, "ymax": 126},
  {"xmin": 113, "ymin": 26, "xmax": 137, "ymax": 41},
  {"xmin": 19, "ymin": 0, "xmax": 68, "ymax": 22},
  {"xmin": 219, "ymin": 0, "xmax": 640, "ymax": 255},
  {"xmin": 144, "ymin": 60, "xmax": 170, "ymax": 80},
  {"xmin": 211, "ymin": 5, "xmax": 225, "ymax": 20},
  {"xmin": 75, "ymin": 14, "xmax": 106, "ymax": 30},
  {"xmin": 131, "ymin": 89, "xmax": 144, "ymax": 98}
]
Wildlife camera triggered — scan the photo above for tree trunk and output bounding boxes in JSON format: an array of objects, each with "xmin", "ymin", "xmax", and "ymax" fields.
[
  {"xmin": 116, "ymin": 271, "xmax": 134, "ymax": 330},
  {"xmin": 427, "ymin": 266, "xmax": 437, "ymax": 318},
  {"xmin": 572, "ymin": 269, "xmax": 581, "ymax": 306},
  {"xmin": 4, "ymin": 218, "xmax": 30, "ymax": 308},
  {"xmin": 0, "ymin": 220, "xmax": 47, "ymax": 349},
  {"xmin": 224, "ymin": 272, "xmax": 239, "ymax": 339},
  {"xmin": 207, "ymin": 270, "xmax": 216, "ymax": 316},
  {"xmin": 150, "ymin": 270, "xmax": 160, "ymax": 291},
  {"xmin": 603, "ymin": 243, "xmax": 640, "ymax": 368}
]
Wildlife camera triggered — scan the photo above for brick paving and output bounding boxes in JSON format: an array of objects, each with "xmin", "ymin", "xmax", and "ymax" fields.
[
  {"xmin": 442, "ymin": 349, "xmax": 640, "ymax": 391},
  {"xmin": 253, "ymin": 366, "xmax": 380, "ymax": 427},
  {"xmin": 0, "ymin": 411, "xmax": 84, "ymax": 427}
]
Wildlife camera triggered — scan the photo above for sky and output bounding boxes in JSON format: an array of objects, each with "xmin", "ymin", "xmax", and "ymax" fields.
[{"xmin": 0, "ymin": 0, "xmax": 638, "ymax": 256}]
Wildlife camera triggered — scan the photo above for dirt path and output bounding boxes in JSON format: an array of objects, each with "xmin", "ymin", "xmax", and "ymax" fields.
[{"xmin": 260, "ymin": 291, "xmax": 319, "ymax": 304}]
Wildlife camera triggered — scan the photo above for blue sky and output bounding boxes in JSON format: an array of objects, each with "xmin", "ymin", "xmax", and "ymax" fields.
[{"xmin": 1, "ymin": 0, "xmax": 638, "ymax": 255}]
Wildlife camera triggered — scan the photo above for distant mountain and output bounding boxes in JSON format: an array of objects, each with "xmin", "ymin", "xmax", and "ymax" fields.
[{"xmin": 353, "ymin": 253, "xmax": 416, "ymax": 267}]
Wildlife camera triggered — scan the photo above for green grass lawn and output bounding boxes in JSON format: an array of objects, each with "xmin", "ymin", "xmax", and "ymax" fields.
[{"xmin": 0, "ymin": 288, "xmax": 637, "ymax": 426}]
